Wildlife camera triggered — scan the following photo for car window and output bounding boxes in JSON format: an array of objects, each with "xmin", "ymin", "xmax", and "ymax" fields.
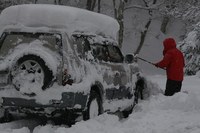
[
  {"xmin": 73, "ymin": 37, "xmax": 91, "ymax": 59},
  {"xmin": 90, "ymin": 44, "xmax": 108, "ymax": 62},
  {"xmin": 0, "ymin": 32, "xmax": 62, "ymax": 58},
  {"xmin": 73, "ymin": 37, "xmax": 84, "ymax": 57},
  {"xmin": 107, "ymin": 45, "xmax": 123, "ymax": 63}
]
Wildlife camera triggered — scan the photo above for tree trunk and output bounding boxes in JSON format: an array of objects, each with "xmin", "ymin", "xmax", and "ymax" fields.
[
  {"xmin": 54, "ymin": 0, "xmax": 61, "ymax": 5},
  {"xmin": 160, "ymin": 15, "xmax": 170, "ymax": 34},
  {"xmin": 135, "ymin": 20, "xmax": 151, "ymax": 54},
  {"xmin": 86, "ymin": 0, "xmax": 96, "ymax": 11},
  {"xmin": 160, "ymin": 0, "xmax": 177, "ymax": 34},
  {"xmin": 0, "ymin": 1, "xmax": 4, "ymax": 13},
  {"xmin": 134, "ymin": 0, "xmax": 157, "ymax": 55},
  {"xmin": 113, "ymin": 0, "xmax": 117, "ymax": 19},
  {"xmin": 97, "ymin": 0, "xmax": 101, "ymax": 13},
  {"xmin": 58, "ymin": 0, "xmax": 62, "ymax": 5},
  {"xmin": 112, "ymin": 0, "xmax": 125, "ymax": 48}
]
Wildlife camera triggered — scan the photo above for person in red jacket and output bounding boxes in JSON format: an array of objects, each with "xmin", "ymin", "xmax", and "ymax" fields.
[{"xmin": 154, "ymin": 38, "xmax": 185, "ymax": 96}]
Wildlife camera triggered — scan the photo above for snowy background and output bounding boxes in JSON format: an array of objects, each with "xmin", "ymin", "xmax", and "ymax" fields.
[
  {"xmin": 0, "ymin": 0, "xmax": 191, "ymax": 75},
  {"xmin": 0, "ymin": 0, "xmax": 200, "ymax": 133}
]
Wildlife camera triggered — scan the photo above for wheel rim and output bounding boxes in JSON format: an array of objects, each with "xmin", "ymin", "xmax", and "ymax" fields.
[
  {"xmin": 12, "ymin": 60, "xmax": 44, "ymax": 95},
  {"xmin": 89, "ymin": 98, "xmax": 99, "ymax": 119}
]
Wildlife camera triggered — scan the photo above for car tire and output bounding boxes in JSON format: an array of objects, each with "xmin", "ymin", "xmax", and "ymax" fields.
[
  {"xmin": 83, "ymin": 90, "xmax": 103, "ymax": 120},
  {"xmin": 11, "ymin": 54, "xmax": 53, "ymax": 96},
  {"xmin": 122, "ymin": 108, "xmax": 133, "ymax": 118}
]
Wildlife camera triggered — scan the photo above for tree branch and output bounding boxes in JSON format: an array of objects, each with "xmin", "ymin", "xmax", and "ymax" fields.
[{"xmin": 124, "ymin": 2, "xmax": 164, "ymax": 11}]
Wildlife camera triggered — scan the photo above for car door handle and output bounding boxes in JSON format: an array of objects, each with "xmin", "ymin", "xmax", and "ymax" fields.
[{"xmin": 115, "ymin": 72, "xmax": 120, "ymax": 77}]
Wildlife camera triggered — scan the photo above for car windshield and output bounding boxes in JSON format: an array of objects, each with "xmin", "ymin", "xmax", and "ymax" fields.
[{"xmin": 0, "ymin": 32, "xmax": 62, "ymax": 59}]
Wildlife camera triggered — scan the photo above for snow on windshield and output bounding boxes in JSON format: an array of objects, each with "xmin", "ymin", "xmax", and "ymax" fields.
[{"xmin": 0, "ymin": 4, "xmax": 119, "ymax": 40}]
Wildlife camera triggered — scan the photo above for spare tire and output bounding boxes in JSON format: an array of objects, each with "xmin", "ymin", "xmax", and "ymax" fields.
[{"xmin": 11, "ymin": 54, "xmax": 53, "ymax": 96}]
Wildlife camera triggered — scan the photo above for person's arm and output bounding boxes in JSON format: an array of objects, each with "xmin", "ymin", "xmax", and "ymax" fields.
[{"xmin": 155, "ymin": 53, "xmax": 172, "ymax": 68}]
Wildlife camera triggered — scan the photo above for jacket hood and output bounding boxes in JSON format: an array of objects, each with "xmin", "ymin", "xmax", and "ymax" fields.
[{"xmin": 163, "ymin": 38, "xmax": 176, "ymax": 55}]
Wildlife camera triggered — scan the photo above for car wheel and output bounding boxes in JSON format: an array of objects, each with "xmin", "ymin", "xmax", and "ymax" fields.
[
  {"xmin": 11, "ymin": 54, "xmax": 53, "ymax": 96},
  {"xmin": 83, "ymin": 90, "xmax": 103, "ymax": 120},
  {"xmin": 122, "ymin": 85, "xmax": 141, "ymax": 118}
]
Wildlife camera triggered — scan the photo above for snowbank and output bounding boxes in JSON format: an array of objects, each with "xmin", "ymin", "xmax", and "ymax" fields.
[
  {"xmin": 30, "ymin": 91, "xmax": 200, "ymax": 133},
  {"xmin": 33, "ymin": 75, "xmax": 200, "ymax": 133}
]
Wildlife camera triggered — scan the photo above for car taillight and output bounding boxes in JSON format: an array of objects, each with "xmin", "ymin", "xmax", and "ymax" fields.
[
  {"xmin": 0, "ymin": 69, "xmax": 9, "ymax": 86},
  {"xmin": 62, "ymin": 69, "xmax": 73, "ymax": 86}
]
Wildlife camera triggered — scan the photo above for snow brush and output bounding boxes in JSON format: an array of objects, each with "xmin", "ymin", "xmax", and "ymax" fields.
[
  {"xmin": 134, "ymin": 55, "xmax": 166, "ymax": 70},
  {"xmin": 137, "ymin": 56, "xmax": 155, "ymax": 65}
]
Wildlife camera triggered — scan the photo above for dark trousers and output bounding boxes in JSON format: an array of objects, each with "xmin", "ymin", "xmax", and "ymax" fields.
[{"xmin": 165, "ymin": 79, "xmax": 182, "ymax": 96}]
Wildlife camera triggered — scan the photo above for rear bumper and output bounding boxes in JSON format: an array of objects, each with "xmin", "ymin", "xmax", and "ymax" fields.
[{"xmin": 1, "ymin": 92, "xmax": 88, "ymax": 111}]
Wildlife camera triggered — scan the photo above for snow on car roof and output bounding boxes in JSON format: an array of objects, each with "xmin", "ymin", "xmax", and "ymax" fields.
[{"xmin": 0, "ymin": 4, "xmax": 119, "ymax": 40}]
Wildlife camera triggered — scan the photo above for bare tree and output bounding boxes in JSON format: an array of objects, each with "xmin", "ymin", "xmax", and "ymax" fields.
[
  {"xmin": 134, "ymin": 0, "xmax": 157, "ymax": 55},
  {"xmin": 54, "ymin": 0, "xmax": 62, "ymax": 5},
  {"xmin": 159, "ymin": 0, "xmax": 200, "ymax": 31},
  {"xmin": 97, "ymin": 0, "xmax": 101, "ymax": 13},
  {"xmin": 160, "ymin": 15, "xmax": 170, "ymax": 34},
  {"xmin": 0, "ymin": 0, "xmax": 15, "ymax": 12},
  {"xmin": 86, "ymin": 0, "xmax": 101, "ymax": 12},
  {"xmin": 0, "ymin": 1, "xmax": 4, "ymax": 12},
  {"xmin": 159, "ymin": 0, "xmax": 176, "ymax": 34},
  {"xmin": 113, "ymin": 0, "xmax": 128, "ymax": 48},
  {"xmin": 86, "ymin": 0, "xmax": 96, "ymax": 11}
]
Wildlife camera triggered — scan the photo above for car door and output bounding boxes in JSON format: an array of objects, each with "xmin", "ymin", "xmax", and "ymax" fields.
[
  {"xmin": 106, "ymin": 45, "xmax": 132, "ymax": 100},
  {"xmin": 89, "ymin": 43, "xmax": 116, "ymax": 100}
]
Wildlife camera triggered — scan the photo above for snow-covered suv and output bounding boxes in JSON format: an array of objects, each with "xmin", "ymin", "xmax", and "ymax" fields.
[{"xmin": 0, "ymin": 4, "xmax": 143, "ymax": 121}]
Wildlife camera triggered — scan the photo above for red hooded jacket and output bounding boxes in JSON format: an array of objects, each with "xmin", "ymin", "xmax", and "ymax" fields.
[{"xmin": 156, "ymin": 38, "xmax": 185, "ymax": 81}]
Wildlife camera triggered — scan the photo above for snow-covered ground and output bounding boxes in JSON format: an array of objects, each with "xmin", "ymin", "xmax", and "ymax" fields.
[{"xmin": 0, "ymin": 74, "xmax": 199, "ymax": 133}]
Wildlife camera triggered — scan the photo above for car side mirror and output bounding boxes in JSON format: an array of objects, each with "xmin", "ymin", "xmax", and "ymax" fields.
[{"xmin": 125, "ymin": 54, "xmax": 137, "ymax": 63}]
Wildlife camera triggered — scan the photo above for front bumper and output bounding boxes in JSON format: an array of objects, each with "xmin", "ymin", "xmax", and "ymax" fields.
[{"xmin": 1, "ymin": 92, "xmax": 88, "ymax": 113}]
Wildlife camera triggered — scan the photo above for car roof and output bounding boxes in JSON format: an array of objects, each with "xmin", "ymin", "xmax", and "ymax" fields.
[{"xmin": 0, "ymin": 4, "xmax": 119, "ymax": 40}]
